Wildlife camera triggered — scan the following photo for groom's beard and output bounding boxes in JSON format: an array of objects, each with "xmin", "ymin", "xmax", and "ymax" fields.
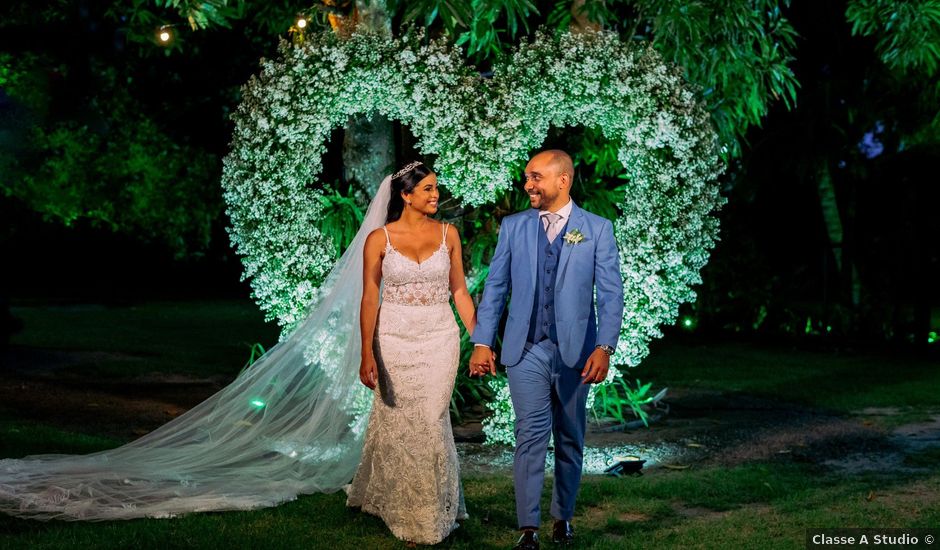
[{"xmin": 527, "ymin": 190, "xmax": 557, "ymax": 210}]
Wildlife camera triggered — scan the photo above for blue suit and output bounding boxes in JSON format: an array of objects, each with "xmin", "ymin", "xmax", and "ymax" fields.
[{"xmin": 472, "ymin": 202, "xmax": 624, "ymax": 528}]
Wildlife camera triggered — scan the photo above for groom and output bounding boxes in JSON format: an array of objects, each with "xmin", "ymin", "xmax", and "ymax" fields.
[{"xmin": 470, "ymin": 150, "xmax": 624, "ymax": 549}]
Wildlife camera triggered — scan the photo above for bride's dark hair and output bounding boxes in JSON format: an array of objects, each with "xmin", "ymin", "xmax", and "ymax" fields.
[{"xmin": 386, "ymin": 161, "xmax": 433, "ymax": 223}]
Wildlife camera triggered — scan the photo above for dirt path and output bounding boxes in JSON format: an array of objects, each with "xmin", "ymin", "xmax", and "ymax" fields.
[
  {"xmin": 455, "ymin": 387, "xmax": 936, "ymax": 476},
  {"xmin": 2, "ymin": 348, "xmax": 938, "ymax": 477}
]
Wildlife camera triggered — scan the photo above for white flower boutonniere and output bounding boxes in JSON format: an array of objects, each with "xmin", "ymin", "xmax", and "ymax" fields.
[{"xmin": 563, "ymin": 229, "xmax": 585, "ymax": 245}]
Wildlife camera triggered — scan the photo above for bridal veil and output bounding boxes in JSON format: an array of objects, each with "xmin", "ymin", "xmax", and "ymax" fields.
[{"xmin": 0, "ymin": 176, "xmax": 394, "ymax": 520}]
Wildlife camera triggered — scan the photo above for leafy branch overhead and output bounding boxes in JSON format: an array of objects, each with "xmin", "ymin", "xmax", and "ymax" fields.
[
  {"xmin": 846, "ymin": 0, "xmax": 940, "ymax": 76},
  {"xmin": 103, "ymin": 0, "xmax": 798, "ymax": 159}
]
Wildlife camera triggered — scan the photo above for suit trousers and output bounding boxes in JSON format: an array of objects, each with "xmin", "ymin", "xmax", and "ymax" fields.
[{"xmin": 506, "ymin": 339, "xmax": 589, "ymax": 528}]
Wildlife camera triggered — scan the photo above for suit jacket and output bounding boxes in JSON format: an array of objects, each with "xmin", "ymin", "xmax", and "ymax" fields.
[{"xmin": 471, "ymin": 202, "xmax": 625, "ymax": 368}]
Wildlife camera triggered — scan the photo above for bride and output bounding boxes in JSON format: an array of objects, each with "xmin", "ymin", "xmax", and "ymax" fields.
[
  {"xmin": 346, "ymin": 160, "xmax": 478, "ymax": 544},
  {"xmin": 0, "ymin": 161, "xmax": 482, "ymax": 545}
]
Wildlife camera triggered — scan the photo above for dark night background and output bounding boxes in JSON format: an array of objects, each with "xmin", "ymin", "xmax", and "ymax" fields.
[{"xmin": 1, "ymin": 1, "xmax": 937, "ymax": 351}]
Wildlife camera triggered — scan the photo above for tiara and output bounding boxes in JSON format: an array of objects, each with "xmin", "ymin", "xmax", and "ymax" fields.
[{"xmin": 391, "ymin": 161, "xmax": 423, "ymax": 180}]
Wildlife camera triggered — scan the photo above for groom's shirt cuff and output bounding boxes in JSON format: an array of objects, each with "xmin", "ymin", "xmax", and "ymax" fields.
[{"xmin": 473, "ymin": 343, "xmax": 491, "ymax": 349}]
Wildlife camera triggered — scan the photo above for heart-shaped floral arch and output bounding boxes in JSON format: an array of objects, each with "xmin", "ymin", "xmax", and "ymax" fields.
[{"xmin": 222, "ymin": 29, "xmax": 725, "ymax": 443}]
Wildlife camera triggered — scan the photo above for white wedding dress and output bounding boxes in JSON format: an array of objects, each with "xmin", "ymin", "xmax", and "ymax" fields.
[
  {"xmin": 0, "ymin": 174, "xmax": 465, "ymax": 529},
  {"xmin": 345, "ymin": 223, "xmax": 467, "ymax": 545}
]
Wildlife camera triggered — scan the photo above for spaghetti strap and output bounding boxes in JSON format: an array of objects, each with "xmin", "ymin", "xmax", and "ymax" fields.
[
  {"xmin": 382, "ymin": 225, "xmax": 390, "ymax": 245},
  {"xmin": 441, "ymin": 223, "xmax": 447, "ymax": 244}
]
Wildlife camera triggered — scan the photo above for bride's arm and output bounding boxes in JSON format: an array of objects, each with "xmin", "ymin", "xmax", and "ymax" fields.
[
  {"xmin": 446, "ymin": 224, "xmax": 476, "ymax": 335},
  {"xmin": 359, "ymin": 230, "xmax": 385, "ymax": 388}
]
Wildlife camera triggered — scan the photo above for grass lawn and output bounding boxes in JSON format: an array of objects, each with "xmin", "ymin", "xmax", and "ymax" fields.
[
  {"xmin": 635, "ymin": 338, "xmax": 940, "ymax": 428},
  {"xmin": 1, "ymin": 300, "xmax": 938, "ymax": 548},
  {"xmin": 7, "ymin": 301, "xmax": 281, "ymax": 379}
]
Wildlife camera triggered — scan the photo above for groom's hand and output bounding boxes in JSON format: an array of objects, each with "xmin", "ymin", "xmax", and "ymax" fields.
[
  {"xmin": 581, "ymin": 349, "xmax": 610, "ymax": 384},
  {"xmin": 469, "ymin": 345, "xmax": 496, "ymax": 377}
]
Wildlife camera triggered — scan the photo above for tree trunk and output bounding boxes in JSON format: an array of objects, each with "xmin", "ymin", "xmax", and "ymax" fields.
[
  {"xmin": 330, "ymin": 0, "xmax": 395, "ymax": 196},
  {"xmin": 816, "ymin": 157, "xmax": 860, "ymax": 331},
  {"xmin": 571, "ymin": 0, "xmax": 602, "ymax": 33},
  {"xmin": 816, "ymin": 159, "xmax": 843, "ymax": 273}
]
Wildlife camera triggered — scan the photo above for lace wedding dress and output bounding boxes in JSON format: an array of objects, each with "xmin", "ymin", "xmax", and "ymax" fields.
[{"xmin": 345, "ymin": 223, "xmax": 467, "ymax": 545}]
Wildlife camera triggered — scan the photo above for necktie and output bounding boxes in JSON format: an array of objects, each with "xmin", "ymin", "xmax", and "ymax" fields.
[{"xmin": 541, "ymin": 212, "xmax": 562, "ymax": 243}]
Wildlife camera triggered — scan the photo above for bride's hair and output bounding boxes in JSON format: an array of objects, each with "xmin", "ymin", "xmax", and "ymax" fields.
[{"xmin": 386, "ymin": 161, "xmax": 432, "ymax": 223}]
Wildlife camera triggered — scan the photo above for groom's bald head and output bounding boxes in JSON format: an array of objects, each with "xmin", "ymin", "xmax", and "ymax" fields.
[
  {"xmin": 524, "ymin": 149, "xmax": 574, "ymax": 211},
  {"xmin": 541, "ymin": 149, "xmax": 574, "ymax": 180}
]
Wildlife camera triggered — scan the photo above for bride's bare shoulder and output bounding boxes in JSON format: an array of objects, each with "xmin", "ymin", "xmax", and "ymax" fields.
[
  {"xmin": 441, "ymin": 221, "xmax": 459, "ymax": 238},
  {"xmin": 442, "ymin": 222, "xmax": 462, "ymax": 249},
  {"xmin": 364, "ymin": 227, "xmax": 388, "ymax": 251}
]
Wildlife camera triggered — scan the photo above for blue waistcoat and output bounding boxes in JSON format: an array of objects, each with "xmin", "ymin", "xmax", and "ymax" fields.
[{"xmin": 527, "ymin": 220, "xmax": 568, "ymax": 345}]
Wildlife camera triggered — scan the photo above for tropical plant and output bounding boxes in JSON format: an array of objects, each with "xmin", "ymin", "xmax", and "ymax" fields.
[{"xmin": 590, "ymin": 377, "xmax": 665, "ymax": 427}]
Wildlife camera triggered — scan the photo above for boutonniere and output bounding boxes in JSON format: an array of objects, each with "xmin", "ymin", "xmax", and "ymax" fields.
[{"xmin": 563, "ymin": 229, "xmax": 585, "ymax": 245}]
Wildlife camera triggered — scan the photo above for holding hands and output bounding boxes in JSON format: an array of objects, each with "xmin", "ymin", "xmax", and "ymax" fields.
[
  {"xmin": 468, "ymin": 345, "xmax": 612, "ymax": 383},
  {"xmin": 468, "ymin": 345, "xmax": 497, "ymax": 377}
]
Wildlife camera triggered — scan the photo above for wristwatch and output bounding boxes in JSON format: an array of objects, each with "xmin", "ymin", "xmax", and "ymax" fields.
[{"xmin": 596, "ymin": 344, "xmax": 615, "ymax": 356}]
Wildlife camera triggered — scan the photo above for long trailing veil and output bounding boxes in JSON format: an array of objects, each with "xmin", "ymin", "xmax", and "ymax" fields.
[{"xmin": 0, "ymin": 175, "xmax": 394, "ymax": 521}]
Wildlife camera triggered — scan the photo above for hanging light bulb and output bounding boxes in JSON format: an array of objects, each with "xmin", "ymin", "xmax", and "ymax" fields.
[
  {"xmin": 296, "ymin": 16, "xmax": 307, "ymax": 29},
  {"xmin": 157, "ymin": 26, "xmax": 173, "ymax": 44}
]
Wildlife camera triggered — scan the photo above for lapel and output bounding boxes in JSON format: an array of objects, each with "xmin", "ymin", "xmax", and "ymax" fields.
[
  {"xmin": 555, "ymin": 202, "xmax": 584, "ymax": 287},
  {"xmin": 527, "ymin": 209, "xmax": 540, "ymax": 289}
]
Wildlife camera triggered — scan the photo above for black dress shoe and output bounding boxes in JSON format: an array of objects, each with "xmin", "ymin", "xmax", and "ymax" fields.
[
  {"xmin": 513, "ymin": 529, "xmax": 540, "ymax": 549},
  {"xmin": 552, "ymin": 520, "xmax": 574, "ymax": 544}
]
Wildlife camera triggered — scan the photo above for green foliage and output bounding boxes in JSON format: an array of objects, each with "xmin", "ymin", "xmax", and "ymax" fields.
[
  {"xmin": 590, "ymin": 376, "xmax": 660, "ymax": 426},
  {"xmin": 12, "ymin": 124, "xmax": 216, "ymax": 258},
  {"xmin": 394, "ymin": 0, "xmax": 474, "ymax": 35},
  {"xmin": 318, "ymin": 183, "xmax": 366, "ymax": 257},
  {"xmin": 566, "ymin": 127, "xmax": 629, "ymax": 221},
  {"xmin": 119, "ymin": 0, "xmax": 247, "ymax": 31},
  {"xmin": 390, "ymin": 0, "xmax": 538, "ymax": 60},
  {"xmin": 63, "ymin": 0, "xmax": 801, "ymax": 160},
  {"xmin": 0, "ymin": 52, "xmax": 52, "ymax": 117},
  {"xmin": 451, "ymin": 234, "xmax": 497, "ymax": 423},
  {"xmin": 455, "ymin": 0, "xmax": 539, "ymax": 60},
  {"xmin": 1, "ymin": 62, "xmax": 220, "ymax": 259},
  {"xmin": 239, "ymin": 342, "xmax": 268, "ymax": 375},
  {"xmin": 632, "ymin": 0, "xmax": 799, "ymax": 158},
  {"xmin": 846, "ymin": 0, "xmax": 940, "ymax": 76},
  {"xmin": 543, "ymin": 1, "xmax": 802, "ymax": 158}
]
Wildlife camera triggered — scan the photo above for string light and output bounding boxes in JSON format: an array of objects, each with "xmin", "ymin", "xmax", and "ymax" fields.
[
  {"xmin": 156, "ymin": 25, "xmax": 174, "ymax": 45},
  {"xmin": 289, "ymin": 14, "xmax": 309, "ymax": 45}
]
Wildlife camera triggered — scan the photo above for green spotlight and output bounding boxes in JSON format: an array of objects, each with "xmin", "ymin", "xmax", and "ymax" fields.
[
  {"xmin": 250, "ymin": 399, "xmax": 266, "ymax": 409},
  {"xmin": 928, "ymin": 331, "xmax": 937, "ymax": 344},
  {"xmin": 680, "ymin": 316, "xmax": 696, "ymax": 330}
]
